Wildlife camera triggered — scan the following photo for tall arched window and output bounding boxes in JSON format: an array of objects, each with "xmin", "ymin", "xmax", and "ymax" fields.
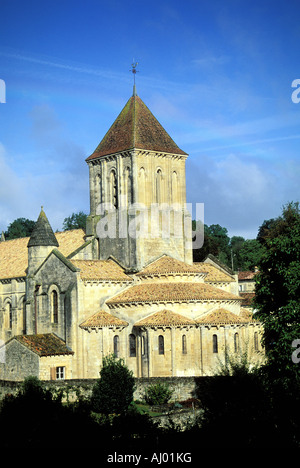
[
  {"xmin": 182, "ymin": 334, "xmax": 187, "ymax": 354},
  {"xmin": 22, "ymin": 298, "xmax": 27, "ymax": 334},
  {"xmin": 158, "ymin": 335, "xmax": 164, "ymax": 355},
  {"xmin": 129, "ymin": 333, "xmax": 136, "ymax": 357},
  {"xmin": 113, "ymin": 335, "xmax": 120, "ymax": 357},
  {"xmin": 234, "ymin": 332, "xmax": 239, "ymax": 353},
  {"xmin": 110, "ymin": 169, "xmax": 118, "ymax": 209},
  {"xmin": 254, "ymin": 332, "xmax": 258, "ymax": 351},
  {"xmin": 125, "ymin": 167, "xmax": 132, "ymax": 206},
  {"xmin": 155, "ymin": 169, "xmax": 162, "ymax": 203},
  {"xmin": 7, "ymin": 302, "xmax": 12, "ymax": 329},
  {"xmin": 51, "ymin": 290, "xmax": 58, "ymax": 324},
  {"xmin": 172, "ymin": 171, "xmax": 178, "ymax": 204},
  {"xmin": 213, "ymin": 334, "xmax": 218, "ymax": 353},
  {"xmin": 139, "ymin": 167, "xmax": 146, "ymax": 204}
]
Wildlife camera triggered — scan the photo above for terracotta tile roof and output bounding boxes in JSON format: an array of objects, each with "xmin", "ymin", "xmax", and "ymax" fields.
[
  {"xmin": 107, "ymin": 282, "xmax": 242, "ymax": 305},
  {"xmin": 0, "ymin": 229, "xmax": 85, "ymax": 279},
  {"xmin": 137, "ymin": 255, "xmax": 202, "ymax": 277},
  {"xmin": 240, "ymin": 308, "xmax": 257, "ymax": 322},
  {"xmin": 239, "ymin": 292, "xmax": 255, "ymax": 307},
  {"xmin": 194, "ymin": 263, "xmax": 235, "ymax": 282},
  {"xmin": 238, "ymin": 270, "xmax": 258, "ymax": 281},
  {"xmin": 134, "ymin": 309, "xmax": 196, "ymax": 327},
  {"xmin": 80, "ymin": 310, "xmax": 128, "ymax": 329},
  {"xmin": 13, "ymin": 333, "xmax": 73, "ymax": 356},
  {"xmin": 196, "ymin": 308, "xmax": 251, "ymax": 325},
  {"xmin": 71, "ymin": 259, "xmax": 133, "ymax": 282},
  {"xmin": 86, "ymin": 94, "xmax": 187, "ymax": 161}
]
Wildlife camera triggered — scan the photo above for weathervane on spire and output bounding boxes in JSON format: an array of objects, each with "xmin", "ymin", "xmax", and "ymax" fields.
[{"xmin": 130, "ymin": 61, "xmax": 139, "ymax": 95}]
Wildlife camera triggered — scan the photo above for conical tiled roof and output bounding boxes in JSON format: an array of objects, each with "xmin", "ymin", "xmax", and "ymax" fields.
[
  {"xmin": 86, "ymin": 91, "xmax": 187, "ymax": 160},
  {"xmin": 27, "ymin": 208, "xmax": 59, "ymax": 248}
]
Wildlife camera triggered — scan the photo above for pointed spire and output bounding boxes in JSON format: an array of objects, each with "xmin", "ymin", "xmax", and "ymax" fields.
[
  {"xmin": 1, "ymin": 231, "xmax": 5, "ymax": 242},
  {"xmin": 27, "ymin": 207, "xmax": 59, "ymax": 248},
  {"xmin": 86, "ymin": 93, "xmax": 187, "ymax": 160}
]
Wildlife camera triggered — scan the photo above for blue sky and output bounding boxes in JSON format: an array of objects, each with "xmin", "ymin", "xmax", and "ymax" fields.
[{"xmin": 0, "ymin": 0, "xmax": 299, "ymax": 239}]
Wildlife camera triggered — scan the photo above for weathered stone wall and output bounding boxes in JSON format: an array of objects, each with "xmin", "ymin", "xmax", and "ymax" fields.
[{"xmin": 0, "ymin": 376, "xmax": 201, "ymax": 403}]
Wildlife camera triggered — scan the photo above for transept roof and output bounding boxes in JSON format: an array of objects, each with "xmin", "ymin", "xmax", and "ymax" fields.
[
  {"xmin": 136, "ymin": 255, "xmax": 203, "ymax": 277},
  {"xmin": 71, "ymin": 259, "xmax": 133, "ymax": 282},
  {"xmin": 0, "ymin": 229, "xmax": 85, "ymax": 279}
]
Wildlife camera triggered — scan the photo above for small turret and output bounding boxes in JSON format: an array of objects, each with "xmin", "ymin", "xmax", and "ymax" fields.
[{"xmin": 27, "ymin": 207, "xmax": 59, "ymax": 275}]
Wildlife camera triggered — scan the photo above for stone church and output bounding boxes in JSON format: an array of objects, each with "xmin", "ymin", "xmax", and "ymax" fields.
[{"xmin": 0, "ymin": 86, "xmax": 263, "ymax": 381}]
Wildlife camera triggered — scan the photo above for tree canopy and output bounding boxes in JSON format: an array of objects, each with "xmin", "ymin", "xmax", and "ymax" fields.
[
  {"xmin": 62, "ymin": 211, "xmax": 87, "ymax": 231},
  {"xmin": 192, "ymin": 222, "xmax": 263, "ymax": 271},
  {"xmin": 254, "ymin": 202, "xmax": 300, "ymax": 379},
  {"xmin": 4, "ymin": 218, "xmax": 35, "ymax": 240}
]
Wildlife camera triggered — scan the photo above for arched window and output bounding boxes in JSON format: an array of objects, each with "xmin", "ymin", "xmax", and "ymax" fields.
[
  {"xmin": 129, "ymin": 333, "xmax": 136, "ymax": 357},
  {"xmin": 113, "ymin": 335, "xmax": 120, "ymax": 357},
  {"xmin": 254, "ymin": 332, "xmax": 258, "ymax": 351},
  {"xmin": 234, "ymin": 332, "xmax": 239, "ymax": 353},
  {"xmin": 125, "ymin": 167, "xmax": 132, "ymax": 206},
  {"xmin": 7, "ymin": 302, "xmax": 12, "ymax": 329},
  {"xmin": 182, "ymin": 334, "xmax": 187, "ymax": 354},
  {"xmin": 213, "ymin": 334, "xmax": 218, "ymax": 353},
  {"xmin": 22, "ymin": 298, "xmax": 27, "ymax": 334},
  {"xmin": 158, "ymin": 335, "xmax": 164, "ymax": 355},
  {"xmin": 172, "ymin": 171, "xmax": 178, "ymax": 204},
  {"xmin": 156, "ymin": 169, "xmax": 162, "ymax": 203},
  {"xmin": 51, "ymin": 290, "xmax": 58, "ymax": 324},
  {"xmin": 139, "ymin": 167, "xmax": 146, "ymax": 204},
  {"xmin": 110, "ymin": 169, "xmax": 118, "ymax": 209}
]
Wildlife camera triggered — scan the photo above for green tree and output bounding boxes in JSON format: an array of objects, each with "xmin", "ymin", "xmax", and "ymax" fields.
[
  {"xmin": 144, "ymin": 382, "xmax": 173, "ymax": 405},
  {"xmin": 62, "ymin": 211, "xmax": 87, "ymax": 231},
  {"xmin": 238, "ymin": 239, "xmax": 264, "ymax": 271},
  {"xmin": 91, "ymin": 354, "xmax": 136, "ymax": 415},
  {"xmin": 254, "ymin": 202, "xmax": 300, "ymax": 379},
  {"xmin": 4, "ymin": 217, "xmax": 35, "ymax": 239}
]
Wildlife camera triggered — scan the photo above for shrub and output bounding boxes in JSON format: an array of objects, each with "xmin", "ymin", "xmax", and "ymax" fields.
[
  {"xmin": 144, "ymin": 382, "xmax": 173, "ymax": 405},
  {"xmin": 91, "ymin": 354, "xmax": 135, "ymax": 415}
]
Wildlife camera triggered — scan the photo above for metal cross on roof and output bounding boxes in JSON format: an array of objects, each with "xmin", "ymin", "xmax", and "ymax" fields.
[{"xmin": 130, "ymin": 61, "xmax": 139, "ymax": 85}]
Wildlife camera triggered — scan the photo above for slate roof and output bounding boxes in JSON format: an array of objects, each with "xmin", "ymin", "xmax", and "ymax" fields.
[
  {"xmin": 80, "ymin": 310, "xmax": 128, "ymax": 329},
  {"xmin": 71, "ymin": 259, "xmax": 133, "ymax": 282},
  {"xmin": 136, "ymin": 255, "xmax": 202, "ymax": 277},
  {"xmin": 107, "ymin": 282, "xmax": 242, "ymax": 305},
  {"xmin": 13, "ymin": 333, "xmax": 73, "ymax": 356},
  {"xmin": 86, "ymin": 93, "xmax": 187, "ymax": 160},
  {"xmin": 27, "ymin": 208, "xmax": 59, "ymax": 248},
  {"xmin": 134, "ymin": 309, "xmax": 196, "ymax": 327},
  {"xmin": 0, "ymin": 229, "xmax": 85, "ymax": 279}
]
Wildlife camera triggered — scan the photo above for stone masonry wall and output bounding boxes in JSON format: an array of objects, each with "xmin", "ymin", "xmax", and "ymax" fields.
[{"xmin": 0, "ymin": 376, "xmax": 202, "ymax": 403}]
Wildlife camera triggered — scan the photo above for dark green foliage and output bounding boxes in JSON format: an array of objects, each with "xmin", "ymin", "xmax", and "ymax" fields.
[
  {"xmin": 254, "ymin": 202, "xmax": 300, "ymax": 379},
  {"xmin": 0, "ymin": 376, "xmax": 102, "ymax": 447},
  {"xmin": 91, "ymin": 354, "xmax": 135, "ymax": 414},
  {"xmin": 4, "ymin": 217, "xmax": 35, "ymax": 239},
  {"xmin": 144, "ymin": 382, "xmax": 173, "ymax": 405},
  {"xmin": 192, "ymin": 222, "xmax": 264, "ymax": 270},
  {"xmin": 62, "ymin": 211, "xmax": 87, "ymax": 231}
]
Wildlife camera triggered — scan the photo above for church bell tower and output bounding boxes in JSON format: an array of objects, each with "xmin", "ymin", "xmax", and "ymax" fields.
[{"xmin": 85, "ymin": 85, "xmax": 192, "ymax": 271}]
